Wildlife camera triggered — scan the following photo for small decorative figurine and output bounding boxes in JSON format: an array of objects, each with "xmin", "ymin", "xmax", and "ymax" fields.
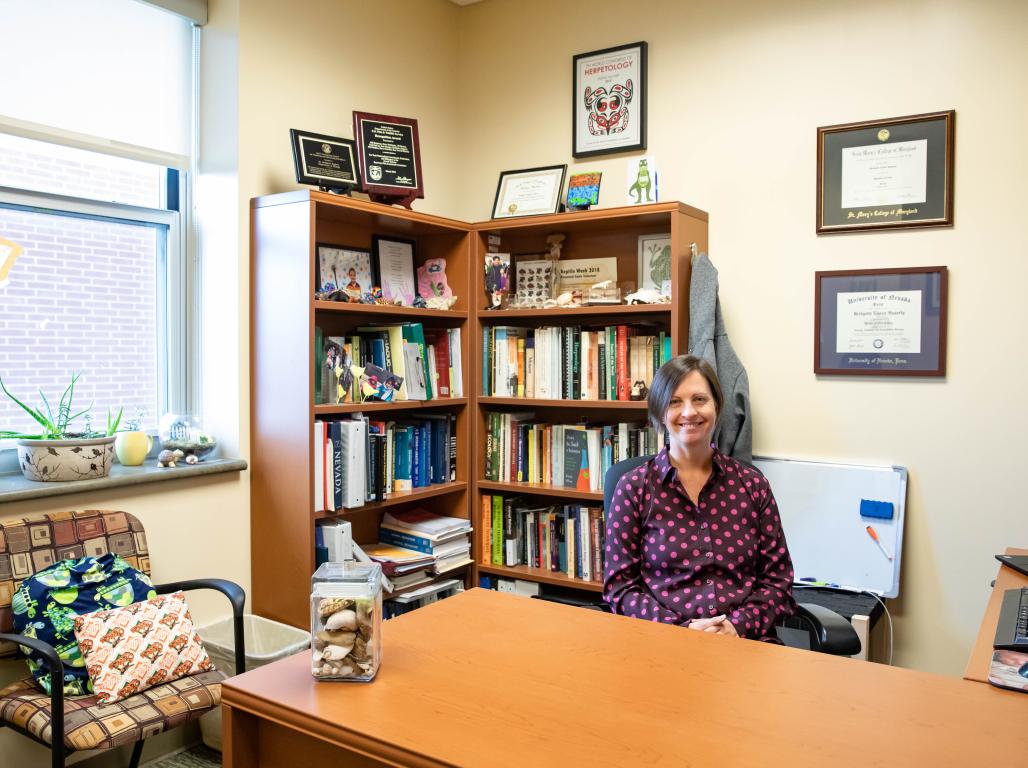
[{"xmin": 158, "ymin": 449, "xmax": 184, "ymax": 467}]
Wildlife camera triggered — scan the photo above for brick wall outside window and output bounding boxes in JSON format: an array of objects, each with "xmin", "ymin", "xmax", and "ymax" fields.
[{"xmin": 0, "ymin": 206, "xmax": 158, "ymax": 435}]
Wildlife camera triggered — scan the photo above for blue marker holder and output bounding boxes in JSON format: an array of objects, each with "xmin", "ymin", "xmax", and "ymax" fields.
[{"xmin": 859, "ymin": 499, "xmax": 894, "ymax": 520}]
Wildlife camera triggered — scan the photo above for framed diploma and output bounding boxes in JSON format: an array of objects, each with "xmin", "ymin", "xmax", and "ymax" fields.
[
  {"xmin": 492, "ymin": 165, "xmax": 567, "ymax": 219},
  {"xmin": 815, "ymin": 266, "xmax": 948, "ymax": 376},
  {"xmin": 372, "ymin": 235, "xmax": 417, "ymax": 307},
  {"xmin": 817, "ymin": 111, "xmax": 954, "ymax": 233},
  {"xmin": 573, "ymin": 41, "xmax": 647, "ymax": 158},
  {"xmin": 289, "ymin": 129, "xmax": 361, "ymax": 192},
  {"xmin": 352, "ymin": 111, "xmax": 424, "ymax": 208}
]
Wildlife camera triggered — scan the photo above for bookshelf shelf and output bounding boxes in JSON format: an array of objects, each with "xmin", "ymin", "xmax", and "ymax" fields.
[
  {"xmin": 477, "ymin": 304, "xmax": 669, "ymax": 321},
  {"xmin": 313, "ymin": 481, "xmax": 468, "ymax": 520},
  {"xmin": 476, "ymin": 480, "xmax": 603, "ymax": 502},
  {"xmin": 314, "ymin": 398, "xmax": 467, "ymax": 416},
  {"xmin": 479, "ymin": 397, "xmax": 647, "ymax": 410},
  {"xmin": 477, "ymin": 564, "xmax": 603, "ymax": 593},
  {"xmin": 251, "ymin": 190, "xmax": 473, "ymax": 629},
  {"xmin": 471, "ymin": 201, "xmax": 708, "ymax": 595},
  {"xmin": 315, "ymin": 300, "xmax": 468, "ymax": 322}
]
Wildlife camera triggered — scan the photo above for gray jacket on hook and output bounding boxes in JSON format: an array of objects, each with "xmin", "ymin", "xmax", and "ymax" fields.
[{"xmin": 687, "ymin": 252, "xmax": 753, "ymax": 464}]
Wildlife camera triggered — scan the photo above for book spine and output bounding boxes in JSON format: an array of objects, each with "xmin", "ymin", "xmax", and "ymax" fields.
[
  {"xmin": 330, "ymin": 421, "xmax": 343, "ymax": 511},
  {"xmin": 571, "ymin": 326, "xmax": 581, "ymax": 400},
  {"xmin": 491, "ymin": 495, "xmax": 504, "ymax": 565},
  {"xmin": 616, "ymin": 325, "xmax": 630, "ymax": 400},
  {"xmin": 503, "ymin": 497, "xmax": 515, "ymax": 566},
  {"xmin": 517, "ymin": 336, "xmax": 526, "ymax": 398},
  {"xmin": 525, "ymin": 337, "xmax": 535, "ymax": 399},
  {"xmin": 449, "ymin": 413, "xmax": 457, "ymax": 481},
  {"xmin": 598, "ymin": 334, "xmax": 607, "ymax": 400},
  {"xmin": 481, "ymin": 495, "xmax": 491, "ymax": 564}
]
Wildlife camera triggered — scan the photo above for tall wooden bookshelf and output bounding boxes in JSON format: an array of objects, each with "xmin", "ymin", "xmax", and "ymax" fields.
[
  {"xmin": 250, "ymin": 191, "xmax": 473, "ymax": 628},
  {"xmin": 251, "ymin": 196, "xmax": 706, "ymax": 626},
  {"xmin": 469, "ymin": 202, "xmax": 708, "ymax": 594}
]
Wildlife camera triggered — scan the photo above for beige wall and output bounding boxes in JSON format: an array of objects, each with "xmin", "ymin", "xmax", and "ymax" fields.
[
  {"xmin": 457, "ymin": 0, "xmax": 1028, "ymax": 674},
  {"xmin": 239, "ymin": 0, "xmax": 463, "ymax": 212}
]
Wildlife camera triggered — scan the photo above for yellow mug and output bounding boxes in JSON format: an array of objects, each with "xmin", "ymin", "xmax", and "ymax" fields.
[{"xmin": 115, "ymin": 431, "xmax": 153, "ymax": 466}]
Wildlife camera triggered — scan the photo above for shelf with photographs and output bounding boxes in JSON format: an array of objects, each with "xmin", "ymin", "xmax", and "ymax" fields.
[
  {"xmin": 470, "ymin": 202, "xmax": 707, "ymax": 594},
  {"xmin": 251, "ymin": 190, "xmax": 474, "ymax": 629}
]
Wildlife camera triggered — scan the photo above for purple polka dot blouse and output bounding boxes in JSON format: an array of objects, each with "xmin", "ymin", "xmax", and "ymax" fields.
[{"xmin": 603, "ymin": 447, "xmax": 797, "ymax": 641}]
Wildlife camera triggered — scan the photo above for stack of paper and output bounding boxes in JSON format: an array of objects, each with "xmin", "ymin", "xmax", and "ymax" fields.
[{"xmin": 379, "ymin": 508, "xmax": 473, "ymax": 574}]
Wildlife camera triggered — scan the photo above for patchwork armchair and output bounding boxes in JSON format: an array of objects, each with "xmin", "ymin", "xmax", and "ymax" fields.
[{"xmin": 0, "ymin": 510, "xmax": 245, "ymax": 768}]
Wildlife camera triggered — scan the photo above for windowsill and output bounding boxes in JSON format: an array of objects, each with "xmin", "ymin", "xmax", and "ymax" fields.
[{"xmin": 0, "ymin": 457, "xmax": 247, "ymax": 504}]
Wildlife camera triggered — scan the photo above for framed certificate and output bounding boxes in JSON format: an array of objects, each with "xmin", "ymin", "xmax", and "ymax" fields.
[
  {"xmin": 289, "ymin": 129, "xmax": 361, "ymax": 191},
  {"xmin": 817, "ymin": 111, "xmax": 954, "ymax": 233},
  {"xmin": 573, "ymin": 41, "xmax": 647, "ymax": 158},
  {"xmin": 492, "ymin": 165, "xmax": 567, "ymax": 219},
  {"xmin": 372, "ymin": 236, "xmax": 417, "ymax": 306},
  {"xmin": 815, "ymin": 266, "xmax": 948, "ymax": 376}
]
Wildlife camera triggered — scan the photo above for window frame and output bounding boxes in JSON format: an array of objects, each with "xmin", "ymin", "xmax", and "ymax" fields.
[{"xmin": 0, "ymin": 120, "xmax": 198, "ymax": 450}]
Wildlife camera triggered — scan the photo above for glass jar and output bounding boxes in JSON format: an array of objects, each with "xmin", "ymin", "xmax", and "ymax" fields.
[
  {"xmin": 158, "ymin": 412, "xmax": 217, "ymax": 460},
  {"xmin": 310, "ymin": 561, "xmax": 382, "ymax": 682}
]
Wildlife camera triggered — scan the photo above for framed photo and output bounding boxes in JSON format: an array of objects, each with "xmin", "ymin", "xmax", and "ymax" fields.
[
  {"xmin": 637, "ymin": 233, "xmax": 671, "ymax": 294},
  {"xmin": 814, "ymin": 266, "xmax": 948, "ymax": 376},
  {"xmin": 817, "ymin": 110, "xmax": 954, "ymax": 234},
  {"xmin": 372, "ymin": 235, "xmax": 417, "ymax": 306},
  {"xmin": 315, "ymin": 243, "xmax": 373, "ymax": 301},
  {"xmin": 513, "ymin": 256, "xmax": 555, "ymax": 304},
  {"xmin": 573, "ymin": 41, "xmax": 647, "ymax": 158},
  {"xmin": 492, "ymin": 165, "xmax": 567, "ymax": 219},
  {"xmin": 290, "ymin": 129, "xmax": 361, "ymax": 191},
  {"xmin": 483, "ymin": 252, "xmax": 511, "ymax": 309}
]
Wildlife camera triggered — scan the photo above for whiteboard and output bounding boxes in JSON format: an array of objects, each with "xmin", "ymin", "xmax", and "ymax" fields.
[{"xmin": 752, "ymin": 456, "xmax": 907, "ymax": 598}]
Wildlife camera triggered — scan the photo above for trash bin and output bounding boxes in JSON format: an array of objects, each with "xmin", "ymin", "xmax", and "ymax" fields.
[{"xmin": 198, "ymin": 614, "xmax": 311, "ymax": 750}]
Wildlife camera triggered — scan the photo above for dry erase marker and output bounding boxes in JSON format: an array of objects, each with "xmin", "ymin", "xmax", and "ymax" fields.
[{"xmin": 866, "ymin": 525, "xmax": 893, "ymax": 561}]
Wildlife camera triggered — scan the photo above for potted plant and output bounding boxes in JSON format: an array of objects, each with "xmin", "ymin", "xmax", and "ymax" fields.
[{"xmin": 0, "ymin": 374, "xmax": 123, "ymax": 482}]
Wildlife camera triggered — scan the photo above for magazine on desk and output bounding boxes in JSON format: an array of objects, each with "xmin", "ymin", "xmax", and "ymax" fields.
[{"xmin": 988, "ymin": 649, "xmax": 1028, "ymax": 694}]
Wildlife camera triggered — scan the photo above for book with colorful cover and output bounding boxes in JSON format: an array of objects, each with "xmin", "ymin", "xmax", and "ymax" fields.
[{"xmin": 562, "ymin": 427, "xmax": 590, "ymax": 491}]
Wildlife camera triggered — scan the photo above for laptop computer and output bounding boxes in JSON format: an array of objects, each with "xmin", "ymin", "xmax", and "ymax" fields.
[{"xmin": 995, "ymin": 554, "xmax": 1028, "ymax": 578}]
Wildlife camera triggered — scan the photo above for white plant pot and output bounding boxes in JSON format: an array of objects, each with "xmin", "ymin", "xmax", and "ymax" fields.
[{"xmin": 16, "ymin": 436, "xmax": 117, "ymax": 482}]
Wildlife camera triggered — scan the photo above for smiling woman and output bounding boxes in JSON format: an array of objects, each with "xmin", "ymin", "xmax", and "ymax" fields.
[{"xmin": 602, "ymin": 355, "xmax": 798, "ymax": 642}]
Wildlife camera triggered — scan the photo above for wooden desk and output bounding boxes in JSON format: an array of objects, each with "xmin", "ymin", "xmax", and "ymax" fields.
[
  {"xmin": 222, "ymin": 588, "xmax": 1027, "ymax": 768},
  {"xmin": 965, "ymin": 547, "xmax": 1028, "ymax": 683}
]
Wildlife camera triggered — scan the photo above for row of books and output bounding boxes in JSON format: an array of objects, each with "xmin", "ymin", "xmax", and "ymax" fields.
[
  {"xmin": 485, "ymin": 413, "xmax": 660, "ymax": 492},
  {"xmin": 481, "ymin": 325, "xmax": 671, "ymax": 400},
  {"xmin": 481, "ymin": 495, "xmax": 606, "ymax": 583},
  {"xmin": 313, "ymin": 415, "xmax": 457, "ymax": 512},
  {"xmin": 316, "ymin": 322, "xmax": 463, "ymax": 404}
]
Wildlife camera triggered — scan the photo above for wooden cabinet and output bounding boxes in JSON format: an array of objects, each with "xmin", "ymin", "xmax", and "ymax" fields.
[
  {"xmin": 250, "ymin": 194, "xmax": 706, "ymax": 625},
  {"xmin": 250, "ymin": 191, "xmax": 473, "ymax": 628}
]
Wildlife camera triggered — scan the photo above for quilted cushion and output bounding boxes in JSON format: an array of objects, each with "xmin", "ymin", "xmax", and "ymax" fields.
[
  {"xmin": 74, "ymin": 592, "xmax": 215, "ymax": 704},
  {"xmin": 11, "ymin": 553, "xmax": 155, "ymax": 696},
  {"xmin": 0, "ymin": 669, "xmax": 224, "ymax": 750}
]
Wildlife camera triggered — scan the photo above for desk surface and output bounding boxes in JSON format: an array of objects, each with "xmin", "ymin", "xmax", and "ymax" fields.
[
  {"xmin": 223, "ymin": 588, "xmax": 1026, "ymax": 767},
  {"xmin": 965, "ymin": 547, "xmax": 1028, "ymax": 683}
]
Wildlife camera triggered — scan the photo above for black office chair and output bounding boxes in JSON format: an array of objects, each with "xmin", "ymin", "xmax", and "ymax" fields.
[{"xmin": 601, "ymin": 456, "xmax": 860, "ymax": 655}]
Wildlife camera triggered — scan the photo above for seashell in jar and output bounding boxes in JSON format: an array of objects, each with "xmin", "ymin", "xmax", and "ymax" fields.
[
  {"xmin": 325, "ymin": 609, "xmax": 357, "ymax": 631},
  {"xmin": 318, "ymin": 597, "xmax": 352, "ymax": 617},
  {"xmin": 317, "ymin": 629, "xmax": 356, "ymax": 646},
  {"xmin": 322, "ymin": 643, "xmax": 354, "ymax": 661}
]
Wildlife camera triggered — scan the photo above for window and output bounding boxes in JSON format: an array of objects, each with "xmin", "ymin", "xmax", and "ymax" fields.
[{"xmin": 0, "ymin": 0, "xmax": 196, "ymax": 439}]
